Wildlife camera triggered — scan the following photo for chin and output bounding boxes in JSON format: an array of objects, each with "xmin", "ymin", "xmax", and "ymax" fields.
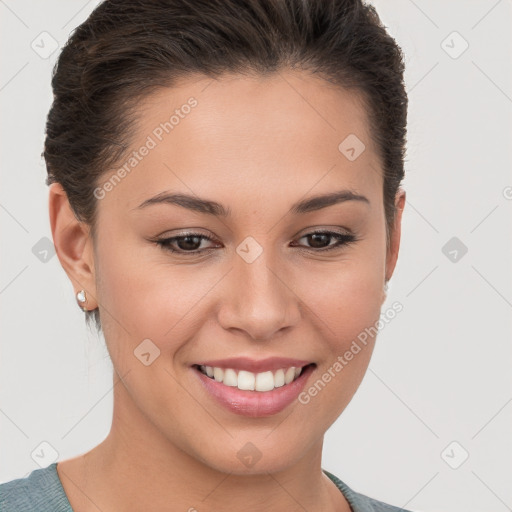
[{"xmin": 184, "ymin": 426, "xmax": 319, "ymax": 477}]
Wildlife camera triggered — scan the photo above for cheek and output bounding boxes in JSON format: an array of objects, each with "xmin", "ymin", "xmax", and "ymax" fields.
[
  {"xmin": 297, "ymin": 246, "xmax": 385, "ymax": 344},
  {"xmin": 95, "ymin": 238, "xmax": 222, "ymax": 365},
  {"xmin": 293, "ymin": 252, "xmax": 385, "ymax": 420}
]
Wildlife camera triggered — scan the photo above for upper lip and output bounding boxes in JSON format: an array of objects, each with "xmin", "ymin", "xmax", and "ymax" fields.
[{"xmin": 193, "ymin": 357, "xmax": 313, "ymax": 373}]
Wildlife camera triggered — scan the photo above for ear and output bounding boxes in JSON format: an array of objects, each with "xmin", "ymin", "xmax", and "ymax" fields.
[
  {"xmin": 48, "ymin": 183, "xmax": 98, "ymax": 311},
  {"xmin": 382, "ymin": 188, "xmax": 406, "ymax": 303}
]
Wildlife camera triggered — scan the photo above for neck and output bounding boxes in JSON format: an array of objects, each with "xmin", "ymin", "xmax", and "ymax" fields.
[{"xmin": 58, "ymin": 374, "xmax": 351, "ymax": 512}]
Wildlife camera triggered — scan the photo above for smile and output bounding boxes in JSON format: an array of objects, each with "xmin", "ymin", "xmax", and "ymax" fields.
[
  {"xmin": 196, "ymin": 364, "xmax": 304, "ymax": 392},
  {"xmin": 192, "ymin": 359, "xmax": 316, "ymax": 417}
]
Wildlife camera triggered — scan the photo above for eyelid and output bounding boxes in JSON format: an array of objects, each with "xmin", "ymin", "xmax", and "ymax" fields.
[
  {"xmin": 295, "ymin": 226, "xmax": 353, "ymax": 237},
  {"xmin": 155, "ymin": 227, "xmax": 217, "ymax": 240}
]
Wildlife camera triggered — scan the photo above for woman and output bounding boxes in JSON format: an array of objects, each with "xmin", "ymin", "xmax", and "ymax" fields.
[{"xmin": 0, "ymin": 0, "xmax": 412, "ymax": 510}]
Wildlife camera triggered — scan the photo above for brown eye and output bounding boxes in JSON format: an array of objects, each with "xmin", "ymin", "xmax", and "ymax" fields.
[
  {"xmin": 292, "ymin": 230, "xmax": 357, "ymax": 252},
  {"xmin": 173, "ymin": 235, "xmax": 203, "ymax": 251},
  {"xmin": 155, "ymin": 232, "xmax": 218, "ymax": 254},
  {"xmin": 306, "ymin": 232, "xmax": 332, "ymax": 249}
]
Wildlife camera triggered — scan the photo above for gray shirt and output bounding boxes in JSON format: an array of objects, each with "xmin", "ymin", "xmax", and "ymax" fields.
[{"xmin": 0, "ymin": 462, "xmax": 412, "ymax": 511}]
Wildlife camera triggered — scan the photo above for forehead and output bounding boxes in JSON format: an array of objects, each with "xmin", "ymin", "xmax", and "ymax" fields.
[
  {"xmin": 136, "ymin": 69, "xmax": 374, "ymax": 150},
  {"xmin": 98, "ymin": 70, "xmax": 381, "ymax": 212}
]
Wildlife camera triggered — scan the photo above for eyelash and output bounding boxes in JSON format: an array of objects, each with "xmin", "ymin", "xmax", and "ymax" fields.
[{"xmin": 153, "ymin": 229, "xmax": 358, "ymax": 256}]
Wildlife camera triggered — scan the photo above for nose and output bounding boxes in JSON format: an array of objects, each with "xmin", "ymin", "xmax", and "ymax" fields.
[{"xmin": 217, "ymin": 247, "xmax": 302, "ymax": 341}]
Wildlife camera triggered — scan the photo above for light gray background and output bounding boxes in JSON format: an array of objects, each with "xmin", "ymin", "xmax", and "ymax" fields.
[{"xmin": 1, "ymin": 1, "xmax": 511, "ymax": 511}]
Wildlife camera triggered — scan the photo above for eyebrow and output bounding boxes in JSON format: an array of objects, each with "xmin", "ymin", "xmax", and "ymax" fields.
[{"xmin": 133, "ymin": 189, "xmax": 370, "ymax": 216}]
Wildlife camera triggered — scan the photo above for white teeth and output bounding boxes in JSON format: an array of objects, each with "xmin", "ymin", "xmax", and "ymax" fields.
[
  {"xmin": 274, "ymin": 369, "xmax": 285, "ymax": 388},
  {"xmin": 255, "ymin": 371, "xmax": 274, "ymax": 392},
  {"xmin": 284, "ymin": 367, "xmax": 296, "ymax": 385},
  {"xmin": 223, "ymin": 368, "xmax": 238, "ymax": 387},
  {"xmin": 198, "ymin": 364, "xmax": 306, "ymax": 392},
  {"xmin": 237, "ymin": 370, "xmax": 255, "ymax": 390}
]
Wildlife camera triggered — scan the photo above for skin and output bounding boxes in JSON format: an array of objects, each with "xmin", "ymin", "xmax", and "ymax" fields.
[{"xmin": 49, "ymin": 69, "xmax": 405, "ymax": 512}]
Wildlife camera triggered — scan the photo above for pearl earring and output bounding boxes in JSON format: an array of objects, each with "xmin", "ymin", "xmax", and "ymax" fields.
[{"xmin": 76, "ymin": 289, "xmax": 88, "ymax": 312}]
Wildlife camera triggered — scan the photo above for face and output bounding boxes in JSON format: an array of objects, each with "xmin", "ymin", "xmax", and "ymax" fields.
[{"xmin": 61, "ymin": 70, "xmax": 404, "ymax": 475}]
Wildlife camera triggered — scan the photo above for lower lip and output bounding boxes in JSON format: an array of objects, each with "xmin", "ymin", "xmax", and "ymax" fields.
[{"xmin": 193, "ymin": 364, "xmax": 315, "ymax": 418}]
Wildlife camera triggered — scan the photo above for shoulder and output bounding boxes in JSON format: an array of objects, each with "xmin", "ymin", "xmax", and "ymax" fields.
[
  {"xmin": 0, "ymin": 463, "xmax": 72, "ymax": 512},
  {"xmin": 323, "ymin": 469, "xmax": 415, "ymax": 512}
]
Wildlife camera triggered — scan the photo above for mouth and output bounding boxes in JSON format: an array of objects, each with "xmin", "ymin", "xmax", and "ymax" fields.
[
  {"xmin": 193, "ymin": 363, "xmax": 311, "ymax": 392},
  {"xmin": 192, "ymin": 361, "xmax": 316, "ymax": 417}
]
